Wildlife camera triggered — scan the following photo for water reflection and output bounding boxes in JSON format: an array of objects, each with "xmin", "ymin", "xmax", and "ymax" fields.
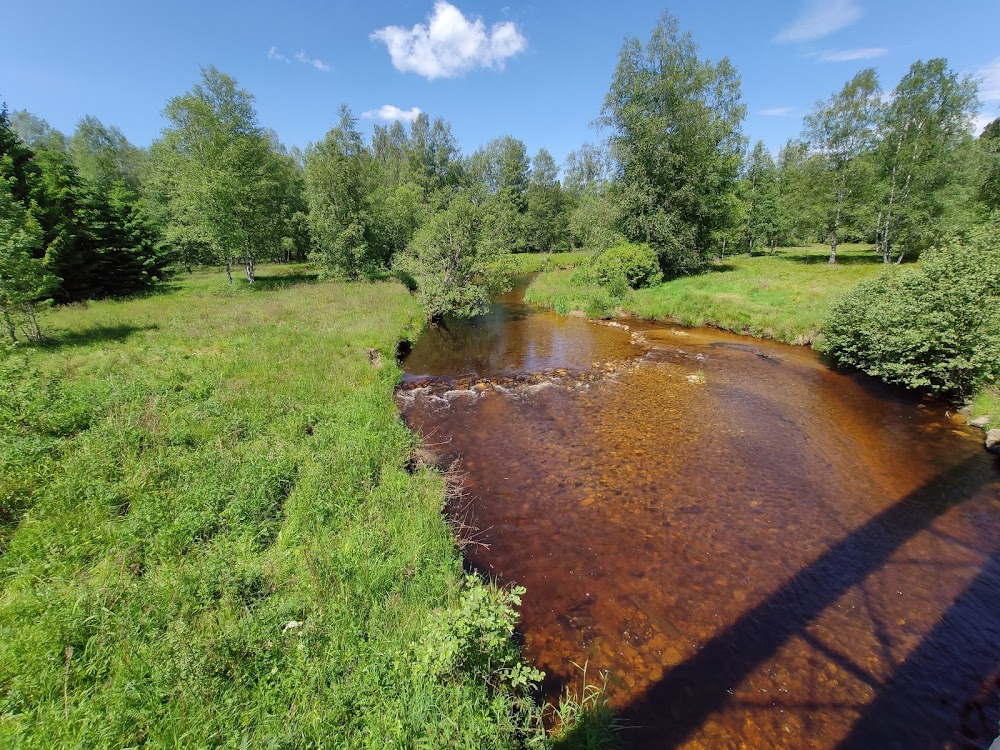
[{"xmin": 398, "ymin": 283, "xmax": 1000, "ymax": 749}]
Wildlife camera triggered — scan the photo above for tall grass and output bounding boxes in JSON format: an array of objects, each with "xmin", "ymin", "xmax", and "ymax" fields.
[{"xmin": 0, "ymin": 265, "xmax": 601, "ymax": 748}]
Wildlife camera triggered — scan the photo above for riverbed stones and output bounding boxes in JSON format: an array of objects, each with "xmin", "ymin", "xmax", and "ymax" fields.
[
  {"xmin": 986, "ymin": 429, "xmax": 1000, "ymax": 455},
  {"xmin": 969, "ymin": 415, "xmax": 992, "ymax": 428}
]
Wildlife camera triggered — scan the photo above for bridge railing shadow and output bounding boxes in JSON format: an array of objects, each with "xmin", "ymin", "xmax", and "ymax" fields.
[{"xmin": 617, "ymin": 453, "xmax": 1000, "ymax": 748}]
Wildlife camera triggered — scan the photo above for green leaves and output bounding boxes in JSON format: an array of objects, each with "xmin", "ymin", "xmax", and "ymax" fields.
[
  {"xmin": 601, "ymin": 11, "xmax": 745, "ymax": 274},
  {"xmin": 824, "ymin": 236, "xmax": 1000, "ymax": 394},
  {"xmin": 397, "ymin": 192, "xmax": 513, "ymax": 321}
]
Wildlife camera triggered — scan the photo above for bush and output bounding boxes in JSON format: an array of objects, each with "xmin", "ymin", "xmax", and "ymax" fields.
[
  {"xmin": 591, "ymin": 243, "xmax": 662, "ymax": 297},
  {"xmin": 823, "ymin": 238, "xmax": 1000, "ymax": 394}
]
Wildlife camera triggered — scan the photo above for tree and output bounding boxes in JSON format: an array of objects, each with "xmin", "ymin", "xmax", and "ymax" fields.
[
  {"xmin": 741, "ymin": 141, "xmax": 782, "ymax": 253},
  {"xmin": 155, "ymin": 66, "xmax": 293, "ymax": 282},
  {"xmin": 563, "ymin": 142, "xmax": 609, "ymax": 196},
  {"xmin": 0, "ymin": 184, "xmax": 57, "ymax": 342},
  {"xmin": 774, "ymin": 139, "xmax": 825, "ymax": 245},
  {"xmin": 525, "ymin": 148, "xmax": 568, "ymax": 252},
  {"xmin": 8, "ymin": 110, "xmax": 67, "ymax": 152},
  {"xmin": 803, "ymin": 68, "xmax": 882, "ymax": 263},
  {"xmin": 396, "ymin": 192, "xmax": 512, "ymax": 321},
  {"xmin": 601, "ymin": 11, "xmax": 745, "ymax": 274},
  {"xmin": 877, "ymin": 59, "xmax": 979, "ymax": 263},
  {"xmin": 69, "ymin": 115, "xmax": 143, "ymax": 192},
  {"xmin": 976, "ymin": 117, "xmax": 1000, "ymax": 213},
  {"xmin": 304, "ymin": 106, "xmax": 402, "ymax": 278},
  {"xmin": 2, "ymin": 105, "xmax": 167, "ymax": 302}
]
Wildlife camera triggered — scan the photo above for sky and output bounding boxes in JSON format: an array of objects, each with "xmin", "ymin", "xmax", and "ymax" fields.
[{"xmin": 3, "ymin": 0, "xmax": 999, "ymax": 169}]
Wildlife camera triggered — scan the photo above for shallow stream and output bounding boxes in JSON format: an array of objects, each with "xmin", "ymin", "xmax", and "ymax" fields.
[{"xmin": 397, "ymin": 279, "xmax": 1000, "ymax": 749}]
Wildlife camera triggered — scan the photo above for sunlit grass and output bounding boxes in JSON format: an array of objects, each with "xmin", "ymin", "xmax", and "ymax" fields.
[
  {"xmin": 0, "ymin": 264, "xmax": 585, "ymax": 748},
  {"xmin": 526, "ymin": 244, "xmax": 891, "ymax": 345}
]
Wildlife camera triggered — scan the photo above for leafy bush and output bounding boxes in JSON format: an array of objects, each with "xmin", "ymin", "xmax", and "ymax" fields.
[
  {"xmin": 591, "ymin": 242, "xmax": 662, "ymax": 297},
  {"xmin": 413, "ymin": 575, "xmax": 544, "ymax": 735},
  {"xmin": 823, "ymin": 238, "xmax": 1000, "ymax": 394}
]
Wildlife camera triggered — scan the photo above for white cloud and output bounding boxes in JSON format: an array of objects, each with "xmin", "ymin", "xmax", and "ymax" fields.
[
  {"xmin": 976, "ymin": 57, "xmax": 1000, "ymax": 101},
  {"xmin": 294, "ymin": 51, "xmax": 331, "ymax": 72},
  {"xmin": 759, "ymin": 107, "xmax": 795, "ymax": 117},
  {"xmin": 269, "ymin": 46, "xmax": 330, "ymax": 71},
  {"xmin": 775, "ymin": 0, "xmax": 862, "ymax": 43},
  {"xmin": 816, "ymin": 47, "xmax": 888, "ymax": 62},
  {"xmin": 362, "ymin": 105, "xmax": 424, "ymax": 123},
  {"xmin": 371, "ymin": 1, "xmax": 527, "ymax": 79}
]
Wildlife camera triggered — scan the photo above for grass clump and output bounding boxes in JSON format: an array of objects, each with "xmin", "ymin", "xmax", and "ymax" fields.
[
  {"xmin": 526, "ymin": 244, "xmax": 889, "ymax": 343},
  {"xmin": 0, "ymin": 265, "xmax": 608, "ymax": 748},
  {"xmin": 970, "ymin": 386, "xmax": 1000, "ymax": 430}
]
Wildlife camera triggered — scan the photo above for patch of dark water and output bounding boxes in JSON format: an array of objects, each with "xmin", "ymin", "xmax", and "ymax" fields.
[{"xmin": 397, "ymin": 281, "xmax": 1000, "ymax": 750}]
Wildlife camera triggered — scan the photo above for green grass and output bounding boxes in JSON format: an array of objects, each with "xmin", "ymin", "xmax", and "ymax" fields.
[
  {"xmin": 525, "ymin": 244, "xmax": 891, "ymax": 345},
  {"xmin": 0, "ymin": 264, "xmax": 588, "ymax": 748},
  {"xmin": 509, "ymin": 251, "xmax": 593, "ymax": 274},
  {"xmin": 970, "ymin": 386, "xmax": 1000, "ymax": 431}
]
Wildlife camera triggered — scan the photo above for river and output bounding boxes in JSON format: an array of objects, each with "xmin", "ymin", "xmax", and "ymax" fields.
[{"xmin": 396, "ymin": 278, "xmax": 1000, "ymax": 749}]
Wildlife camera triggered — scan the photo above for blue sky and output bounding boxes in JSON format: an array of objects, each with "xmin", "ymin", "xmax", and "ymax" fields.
[{"xmin": 3, "ymin": 1, "xmax": 999, "ymax": 169}]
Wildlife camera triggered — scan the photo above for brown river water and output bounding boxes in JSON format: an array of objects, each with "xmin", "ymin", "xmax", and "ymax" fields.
[{"xmin": 397, "ymin": 280, "xmax": 1000, "ymax": 749}]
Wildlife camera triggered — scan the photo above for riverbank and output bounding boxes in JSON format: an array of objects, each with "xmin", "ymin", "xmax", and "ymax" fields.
[
  {"xmin": 524, "ymin": 244, "xmax": 887, "ymax": 346},
  {"xmin": 0, "ymin": 266, "xmax": 571, "ymax": 747}
]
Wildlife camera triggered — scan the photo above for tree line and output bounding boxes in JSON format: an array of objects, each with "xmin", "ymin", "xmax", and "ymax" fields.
[{"xmin": 3, "ymin": 12, "xmax": 999, "ymax": 334}]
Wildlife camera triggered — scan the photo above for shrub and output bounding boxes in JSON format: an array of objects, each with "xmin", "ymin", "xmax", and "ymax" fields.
[
  {"xmin": 590, "ymin": 242, "xmax": 662, "ymax": 298},
  {"xmin": 823, "ymin": 238, "xmax": 1000, "ymax": 394}
]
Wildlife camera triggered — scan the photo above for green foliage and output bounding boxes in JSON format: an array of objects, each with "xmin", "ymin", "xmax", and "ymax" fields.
[
  {"xmin": 567, "ymin": 192, "xmax": 624, "ymax": 254},
  {"xmin": 970, "ymin": 386, "xmax": 999, "ymax": 431},
  {"xmin": 0, "ymin": 184, "xmax": 57, "ymax": 341},
  {"xmin": 413, "ymin": 574, "xmax": 544, "ymax": 712},
  {"xmin": 154, "ymin": 67, "xmax": 301, "ymax": 280},
  {"xmin": 591, "ymin": 242, "xmax": 662, "ymax": 297},
  {"xmin": 803, "ymin": 68, "xmax": 882, "ymax": 261},
  {"xmin": 823, "ymin": 238, "xmax": 1000, "ymax": 393},
  {"xmin": 741, "ymin": 141, "xmax": 782, "ymax": 252},
  {"xmin": 398, "ymin": 193, "xmax": 512, "ymax": 320},
  {"xmin": 876, "ymin": 59, "xmax": 979, "ymax": 261},
  {"xmin": 601, "ymin": 11, "xmax": 745, "ymax": 274}
]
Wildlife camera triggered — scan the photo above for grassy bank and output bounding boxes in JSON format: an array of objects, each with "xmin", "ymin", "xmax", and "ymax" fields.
[
  {"xmin": 509, "ymin": 251, "xmax": 592, "ymax": 274},
  {"xmin": 971, "ymin": 386, "xmax": 1000, "ymax": 430},
  {"xmin": 0, "ymin": 265, "xmax": 576, "ymax": 748},
  {"xmin": 525, "ymin": 244, "xmax": 888, "ymax": 345}
]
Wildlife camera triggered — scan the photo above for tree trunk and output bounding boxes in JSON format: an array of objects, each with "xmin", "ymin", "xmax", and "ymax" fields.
[
  {"xmin": 24, "ymin": 303, "xmax": 42, "ymax": 342},
  {"xmin": 245, "ymin": 255, "xmax": 255, "ymax": 283},
  {"xmin": 2, "ymin": 306, "xmax": 17, "ymax": 344},
  {"xmin": 829, "ymin": 195, "xmax": 841, "ymax": 264},
  {"xmin": 225, "ymin": 258, "xmax": 233, "ymax": 285}
]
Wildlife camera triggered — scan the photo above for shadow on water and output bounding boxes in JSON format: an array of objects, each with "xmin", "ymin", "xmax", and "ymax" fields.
[
  {"xmin": 39, "ymin": 324, "xmax": 159, "ymax": 349},
  {"xmin": 618, "ymin": 454, "xmax": 1000, "ymax": 749}
]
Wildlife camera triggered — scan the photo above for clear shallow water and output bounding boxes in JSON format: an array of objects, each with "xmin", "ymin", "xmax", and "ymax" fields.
[{"xmin": 398, "ymin": 281, "xmax": 1000, "ymax": 749}]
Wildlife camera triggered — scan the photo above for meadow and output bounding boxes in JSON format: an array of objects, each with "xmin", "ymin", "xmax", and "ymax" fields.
[
  {"xmin": 0, "ymin": 266, "xmax": 578, "ymax": 748},
  {"xmin": 524, "ymin": 244, "xmax": 890, "ymax": 345}
]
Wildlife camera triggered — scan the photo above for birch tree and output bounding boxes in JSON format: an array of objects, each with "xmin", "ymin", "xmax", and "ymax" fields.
[{"xmin": 803, "ymin": 68, "xmax": 881, "ymax": 264}]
